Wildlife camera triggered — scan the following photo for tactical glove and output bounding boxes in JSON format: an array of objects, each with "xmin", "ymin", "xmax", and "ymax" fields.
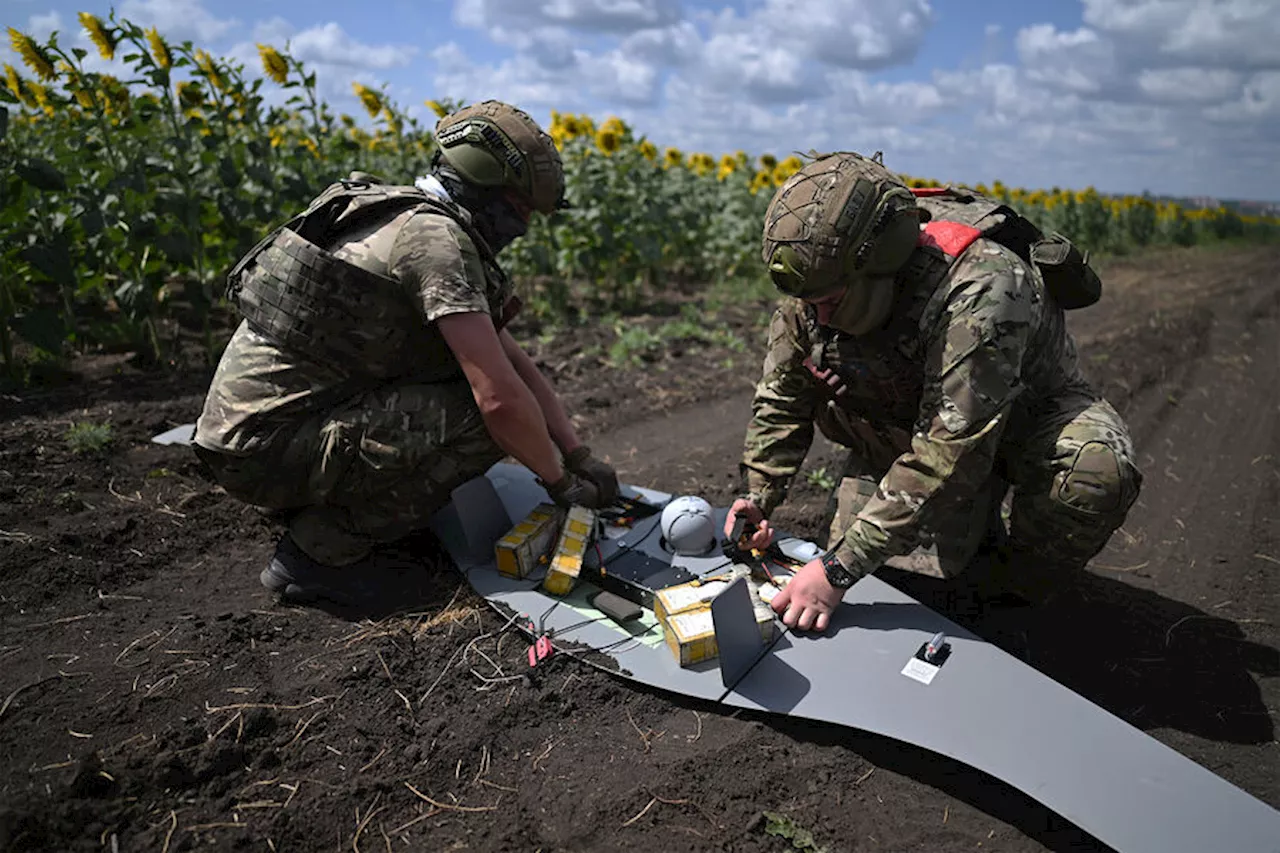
[
  {"xmin": 564, "ymin": 445, "xmax": 620, "ymax": 505},
  {"xmin": 541, "ymin": 470, "xmax": 608, "ymax": 509}
]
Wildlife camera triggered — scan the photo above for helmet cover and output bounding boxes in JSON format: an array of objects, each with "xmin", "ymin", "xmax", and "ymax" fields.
[
  {"xmin": 761, "ymin": 152, "xmax": 922, "ymax": 322},
  {"xmin": 435, "ymin": 100, "xmax": 565, "ymax": 214}
]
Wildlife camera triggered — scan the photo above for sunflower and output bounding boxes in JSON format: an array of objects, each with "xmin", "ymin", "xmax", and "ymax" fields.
[
  {"xmin": 637, "ymin": 139, "xmax": 658, "ymax": 161},
  {"xmin": 662, "ymin": 146, "xmax": 683, "ymax": 169},
  {"xmin": 749, "ymin": 170, "xmax": 772, "ymax": 195},
  {"xmin": 176, "ymin": 80, "xmax": 205, "ymax": 109},
  {"xmin": 595, "ymin": 128, "xmax": 621, "ymax": 155},
  {"xmin": 78, "ymin": 13, "xmax": 116, "ymax": 61},
  {"xmin": 195, "ymin": 50, "xmax": 226, "ymax": 92},
  {"xmin": 687, "ymin": 152, "xmax": 715, "ymax": 177},
  {"xmin": 558, "ymin": 114, "xmax": 583, "ymax": 141},
  {"xmin": 146, "ymin": 27, "xmax": 172, "ymax": 70},
  {"xmin": 27, "ymin": 80, "xmax": 54, "ymax": 117},
  {"xmin": 258, "ymin": 44, "xmax": 289, "ymax": 85},
  {"xmin": 758, "ymin": 153, "xmax": 778, "ymax": 171},
  {"xmin": 72, "ymin": 82, "xmax": 95, "ymax": 109},
  {"xmin": 425, "ymin": 99, "xmax": 449, "ymax": 118},
  {"xmin": 352, "ymin": 82, "xmax": 382, "ymax": 119},
  {"xmin": 771, "ymin": 155, "xmax": 803, "ymax": 186},
  {"xmin": 4, "ymin": 63, "xmax": 24, "ymax": 100},
  {"xmin": 382, "ymin": 106, "xmax": 402, "ymax": 136},
  {"xmin": 600, "ymin": 115, "xmax": 627, "ymax": 138},
  {"xmin": 8, "ymin": 28, "xmax": 56, "ymax": 81},
  {"xmin": 100, "ymin": 75, "xmax": 131, "ymax": 116},
  {"xmin": 716, "ymin": 153, "xmax": 737, "ymax": 181}
]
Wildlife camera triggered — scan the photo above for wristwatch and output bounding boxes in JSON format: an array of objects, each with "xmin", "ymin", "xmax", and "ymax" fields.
[{"xmin": 820, "ymin": 548, "xmax": 860, "ymax": 590}]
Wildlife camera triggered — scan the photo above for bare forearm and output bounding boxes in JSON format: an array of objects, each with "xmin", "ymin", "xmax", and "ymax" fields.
[
  {"xmin": 501, "ymin": 331, "xmax": 582, "ymax": 454},
  {"xmin": 480, "ymin": 381, "xmax": 565, "ymax": 484}
]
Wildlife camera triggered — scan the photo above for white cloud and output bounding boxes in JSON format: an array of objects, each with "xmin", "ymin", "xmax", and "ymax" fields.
[
  {"xmin": 1206, "ymin": 71, "xmax": 1280, "ymax": 121},
  {"xmin": 762, "ymin": 0, "xmax": 933, "ymax": 70},
  {"xmin": 252, "ymin": 17, "xmax": 295, "ymax": 45},
  {"xmin": 1137, "ymin": 67, "xmax": 1243, "ymax": 103},
  {"xmin": 702, "ymin": 28, "xmax": 815, "ymax": 102},
  {"xmin": 826, "ymin": 71, "xmax": 946, "ymax": 123},
  {"xmin": 288, "ymin": 23, "xmax": 418, "ymax": 70},
  {"xmin": 432, "ymin": 42, "xmax": 590, "ymax": 109},
  {"xmin": 617, "ymin": 21, "xmax": 701, "ymax": 66},
  {"xmin": 28, "ymin": 11, "xmax": 63, "ymax": 38},
  {"xmin": 431, "ymin": 38, "xmax": 667, "ymax": 107},
  {"xmin": 1081, "ymin": 0, "xmax": 1280, "ymax": 69},
  {"xmin": 455, "ymin": 0, "xmax": 682, "ymax": 34},
  {"xmin": 1016, "ymin": 25, "xmax": 1118, "ymax": 94},
  {"xmin": 118, "ymin": 0, "xmax": 239, "ymax": 44}
]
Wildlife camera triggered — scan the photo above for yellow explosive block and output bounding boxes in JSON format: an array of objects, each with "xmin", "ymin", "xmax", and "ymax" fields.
[
  {"xmin": 661, "ymin": 600, "xmax": 776, "ymax": 668},
  {"xmin": 542, "ymin": 506, "xmax": 597, "ymax": 596},
  {"xmin": 494, "ymin": 503, "xmax": 562, "ymax": 579},
  {"xmin": 653, "ymin": 578, "xmax": 728, "ymax": 624}
]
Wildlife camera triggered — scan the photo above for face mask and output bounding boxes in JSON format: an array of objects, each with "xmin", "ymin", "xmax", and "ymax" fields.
[
  {"xmin": 471, "ymin": 195, "xmax": 529, "ymax": 253},
  {"xmin": 430, "ymin": 163, "xmax": 529, "ymax": 253},
  {"xmin": 823, "ymin": 274, "xmax": 898, "ymax": 335}
]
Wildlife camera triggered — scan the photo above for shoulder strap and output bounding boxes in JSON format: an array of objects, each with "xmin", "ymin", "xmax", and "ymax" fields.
[
  {"xmin": 910, "ymin": 186, "xmax": 1042, "ymax": 264},
  {"xmin": 226, "ymin": 179, "xmax": 500, "ymax": 301}
]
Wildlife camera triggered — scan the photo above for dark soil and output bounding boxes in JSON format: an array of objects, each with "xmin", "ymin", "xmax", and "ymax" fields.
[{"xmin": 1, "ymin": 244, "xmax": 1277, "ymax": 852}]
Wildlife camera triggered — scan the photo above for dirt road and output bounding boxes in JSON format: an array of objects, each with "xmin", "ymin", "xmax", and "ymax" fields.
[{"xmin": 1, "ymin": 244, "xmax": 1276, "ymax": 852}]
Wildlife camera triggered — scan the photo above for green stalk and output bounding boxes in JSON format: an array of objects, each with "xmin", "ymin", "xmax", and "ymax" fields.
[{"xmin": 0, "ymin": 266, "xmax": 16, "ymax": 383}]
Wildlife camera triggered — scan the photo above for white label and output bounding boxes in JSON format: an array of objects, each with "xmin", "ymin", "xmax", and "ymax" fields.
[
  {"xmin": 669, "ymin": 609, "xmax": 714, "ymax": 640},
  {"xmin": 901, "ymin": 657, "xmax": 940, "ymax": 685},
  {"xmin": 659, "ymin": 583, "xmax": 721, "ymax": 614}
]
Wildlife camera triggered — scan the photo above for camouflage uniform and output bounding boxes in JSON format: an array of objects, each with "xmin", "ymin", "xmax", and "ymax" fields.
[
  {"xmin": 742, "ymin": 237, "xmax": 1142, "ymax": 586},
  {"xmin": 195, "ymin": 183, "xmax": 511, "ymax": 566}
]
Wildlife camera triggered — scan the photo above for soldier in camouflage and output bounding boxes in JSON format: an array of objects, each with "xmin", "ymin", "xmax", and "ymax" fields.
[
  {"xmin": 194, "ymin": 101, "xmax": 619, "ymax": 606},
  {"xmin": 727, "ymin": 152, "xmax": 1142, "ymax": 634}
]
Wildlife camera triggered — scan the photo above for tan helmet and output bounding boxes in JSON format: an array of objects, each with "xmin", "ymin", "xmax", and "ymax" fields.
[
  {"xmin": 761, "ymin": 152, "xmax": 922, "ymax": 334},
  {"xmin": 435, "ymin": 100, "xmax": 565, "ymax": 215}
]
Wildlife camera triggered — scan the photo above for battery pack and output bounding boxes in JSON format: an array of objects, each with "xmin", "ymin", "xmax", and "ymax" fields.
[
  {"xmin": 494, "ymin": 503, "xmax": 562, "ymax": 579},
  {"xmin": 542, "ymin": 506, "xmax": 597, "ymax": 596}
]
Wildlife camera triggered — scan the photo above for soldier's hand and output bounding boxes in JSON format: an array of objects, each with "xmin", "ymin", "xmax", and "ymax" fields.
[
  {"xmin": 564, "ymin": 446, "xmax": 620, "ymax": 505},
  {"xmin": 543, "ymin": 470, "xmax": 608, "ymax": 509},
  {"xmin": 770, "ymin": 558, "xmax": 842, "ymax": 633},
  {"xmin": 802, "ymin": 357, "xmax": 849, "ymax": 400},
  {"xmin": 725, "ymin": 498, "xmax": 773, "ymax": 551}
]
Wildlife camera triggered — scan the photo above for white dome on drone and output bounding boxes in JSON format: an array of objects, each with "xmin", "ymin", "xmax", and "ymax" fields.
[{"xmin": 660, "ymin": 495, "xmax": 718, "ymax": 556}]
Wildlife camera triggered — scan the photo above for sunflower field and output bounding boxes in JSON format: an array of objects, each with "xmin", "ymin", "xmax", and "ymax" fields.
[{"xmin": 2, "ymin": 13, "xmax": 1277, "ymax": 383}]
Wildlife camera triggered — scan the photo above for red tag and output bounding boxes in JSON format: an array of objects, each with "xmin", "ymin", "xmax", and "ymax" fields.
[
  {"xmin": 528, "ymin": 635, "xmax": 554, "ymax": 667},
  {"xmin": 918, "ymin": 221, "xmax": 983, "ymax": 258}
]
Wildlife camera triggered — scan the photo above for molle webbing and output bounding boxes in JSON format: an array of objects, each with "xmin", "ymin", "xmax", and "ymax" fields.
[
  {"xmin": 235, "ymin": 227, "xmax": 416, "ymax": 375},
  {"xmin": 225, "ymin": 182, "xmax": 504, "ymax": 378}
]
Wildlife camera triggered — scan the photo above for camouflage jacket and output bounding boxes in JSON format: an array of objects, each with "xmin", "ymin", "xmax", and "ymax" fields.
[
  {"xmin": 741, "ymin": 236, "xmax": 1095, "ymax": 575},
  {"xmin": 195, "ymin": 182, "xmax": 513, "ymax": 456}
]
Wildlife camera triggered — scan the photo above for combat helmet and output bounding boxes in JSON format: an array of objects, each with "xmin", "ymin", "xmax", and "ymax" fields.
[
  {"xmin": 435, "ymin": 101, "xmax": 566, "ymax": 215},
  {"xmin": 761, "ymin": 151, "xmax": 922, "ymax": 335}
]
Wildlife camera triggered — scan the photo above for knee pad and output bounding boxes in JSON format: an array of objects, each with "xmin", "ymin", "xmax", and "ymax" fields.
[{"xmin": 1051, "ymin": 440, "xmax": 1139, "ymax": 518}]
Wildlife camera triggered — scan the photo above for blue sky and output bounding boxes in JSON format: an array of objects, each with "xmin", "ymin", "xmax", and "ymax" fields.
[{"xmin": 6, "ymin": 0, "xmax": 1279, "ymax": 200}]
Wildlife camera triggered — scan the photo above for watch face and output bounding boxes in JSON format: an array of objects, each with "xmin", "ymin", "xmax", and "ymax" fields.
[{"xmin": 821, "ymin": 551, "xmax": 855, "ymax": 588}]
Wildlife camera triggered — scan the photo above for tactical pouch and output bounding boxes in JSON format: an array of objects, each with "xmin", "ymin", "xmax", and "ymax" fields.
[{"xmin": 1030, "ymin": 233, "xmax": 1102, "ymax": 310}]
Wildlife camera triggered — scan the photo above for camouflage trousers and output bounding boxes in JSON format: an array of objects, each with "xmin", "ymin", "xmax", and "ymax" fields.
[
  {"xmin": 198, "ymin": 379, "xmax": 504, "ymax": 565},
  {"xmin": 816, "ymin": 390, "xmax": 1142, "ymax": 582}
]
